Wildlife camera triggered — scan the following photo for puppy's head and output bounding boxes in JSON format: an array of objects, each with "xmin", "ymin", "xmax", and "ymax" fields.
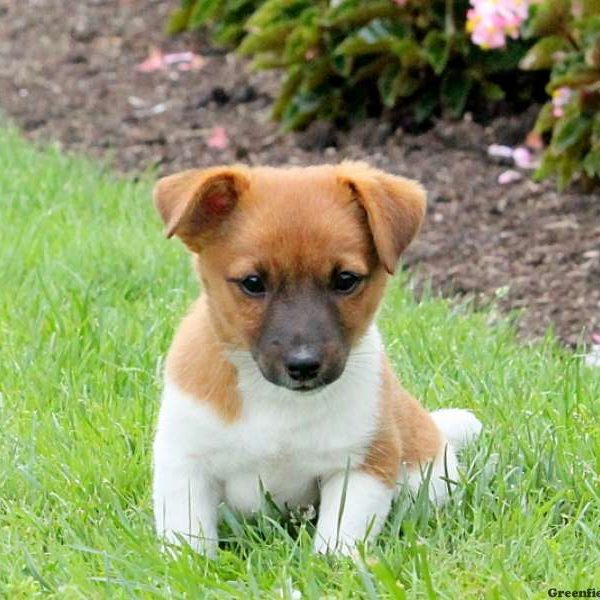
[{"xmin": 154, "ymin": 162, "xmax": 425, "ymax": 392}]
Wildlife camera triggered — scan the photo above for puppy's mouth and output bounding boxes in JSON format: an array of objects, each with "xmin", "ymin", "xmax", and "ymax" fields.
[
  {"xmin": 286, "ymin": 379, "xmax": 328, "ymax": 393},
  {"xmin": 254, "ymin": 358, "xmax": 345, "ymax": 393}
]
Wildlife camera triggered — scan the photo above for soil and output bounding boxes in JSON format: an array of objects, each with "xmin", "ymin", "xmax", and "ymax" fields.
[{"xmin": 1, "ymin": 0, "xmax": 598, "ymax": 346}]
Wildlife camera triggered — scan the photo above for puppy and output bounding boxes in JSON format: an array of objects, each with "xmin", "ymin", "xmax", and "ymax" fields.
[{"xmin": 152, "ymin": 162, "xmax": 482, "ymax": 556}]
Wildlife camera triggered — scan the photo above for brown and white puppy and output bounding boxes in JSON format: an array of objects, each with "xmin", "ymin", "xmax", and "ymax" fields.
[{"xmin": 152, "ymin": 162, "xmax": 481, "ymax": 556}]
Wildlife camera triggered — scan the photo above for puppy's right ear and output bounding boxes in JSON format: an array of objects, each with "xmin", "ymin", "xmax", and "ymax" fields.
[{"xmin": 153, "ymin": 166, "xmax": 250, "ymax": 252}]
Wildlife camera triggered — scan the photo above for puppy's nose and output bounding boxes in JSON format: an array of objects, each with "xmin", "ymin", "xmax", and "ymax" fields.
[{"xmin": 285, "ymin": 348, "xmax": 321, "ymax": 382}]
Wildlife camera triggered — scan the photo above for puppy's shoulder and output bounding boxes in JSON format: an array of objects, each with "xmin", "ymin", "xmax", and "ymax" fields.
[
  {"xmin": 362, "ymin": 353, "xmax": 442, "ymax": 485},
  {"xmin": 165, "ymin": 296, "xmax": 242, "ymax": 422}
]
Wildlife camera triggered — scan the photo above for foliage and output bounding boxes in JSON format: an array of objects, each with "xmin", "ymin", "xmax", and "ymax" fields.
[
  {"xmin": 520, "ymin": 0, "xmax": 600, "ymax": 189},
  {"xmin": 172, "ymin": 0, "xmax": 532, "ymax": 131},
  {"xmin": 170, "ymin": 0, "xmax": 600, "ymax": 188},
  {"xmin": 249, "ymin": 0, "xmax": 537, "ymax": 130},
  {"xmin": 166, "ymin": 0, "xmax": 265, "ymax": 46},
  {"xmin": 2, "ymin": 127, "xmax": 600, "ymax": 595}
]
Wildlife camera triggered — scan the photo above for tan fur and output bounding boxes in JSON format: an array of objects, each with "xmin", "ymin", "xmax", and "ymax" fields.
[
  {"xmin": 154, "ymin": 166, "xmax": 250, "ymax": 252},
  {"xmin": 165, "ymin": 296, "xmax": 242, "ymax": 422},
  {"xmin": 361, "ymin": 358, "xmax": 442, "ymax": 488},
  {"xmin": 155, "ymin": 162, "xmax": 431, "ymax": 465},
  {"xmin": 336, "ymin": 162, "xmax": 427, "ymax": 274}
]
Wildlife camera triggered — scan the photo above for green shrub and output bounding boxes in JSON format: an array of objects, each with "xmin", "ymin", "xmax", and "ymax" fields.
[
  {"xmin": 520, "ymin": 0, "xmax": 600, "ymax": 189},
  {"xmin": 241, "ymin": 0, "xmax": 536, "ymax": 130},
  {"xmin": 172, "ymin": 0, "xmax": 532, "ymax": 130},
  {"xmin": 169, "ymin": 0, "xmax": 600, "ymax": 189},
  {"xmin": 166, "ymin": 0, "xmax": 266, "ymax": 46}
]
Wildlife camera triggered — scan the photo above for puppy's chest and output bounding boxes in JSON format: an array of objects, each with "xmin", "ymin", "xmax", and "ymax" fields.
[
  {"xmin": 159, "ymin": 326, "xmax": 384, "ymax": 510},
  {"xmin": 206, "ymin": 397, "xmax": 375, "ymax": 478}
]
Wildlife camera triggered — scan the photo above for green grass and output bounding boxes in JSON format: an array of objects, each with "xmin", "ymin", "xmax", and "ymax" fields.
[{"xmin": 1, "ymin": 126, "xmax": 599, "ymax": 599}]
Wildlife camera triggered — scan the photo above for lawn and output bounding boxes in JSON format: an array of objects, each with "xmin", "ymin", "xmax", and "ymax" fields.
[{"xmin": 1, "ymin": 126, "xmax": 599, "ymax": 599}]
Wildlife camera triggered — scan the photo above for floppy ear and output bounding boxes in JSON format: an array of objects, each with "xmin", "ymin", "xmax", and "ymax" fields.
[
  {"xmin": 337, "ymin": 162, "xmax": 426, "ymax": 274},
  {"xmin": 153, "ymin": 166, "xmax": 250, "ymax": 252}
]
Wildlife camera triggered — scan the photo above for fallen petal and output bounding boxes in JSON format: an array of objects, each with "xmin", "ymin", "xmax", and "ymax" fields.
[
  {"xmin": 512, "ymin": 146, "xmax": 539, "ymax": 170},
  {"xmin": 136, "ymin": 48, "xmax": 205, "ymax": 73},
  {"xmin": 148, "ymin": 102, "xmax": 168, "ymax": 115},
  {"xmin": 498, "ymin": 169, "xmax": 523, "ymax": 185},
  {"xmin": 127, "ymin": 95, "xmax": 146, "ymax": 108},
  {"xmin": 207, "ymin": 126, "xmax": 229, "ymax": 150},
  {"xmin": 135, "ymin": 47, "xmax": 165, "ymax": 72},
  {"xmin": 163, "ymin": 51, "xmax": 206, "ymax": 71},
  {"xmin": 176, "ymin": 55, "xmax": 206, "ymax": 71},
  {"xmin": 488, "ymin": 144, "xmax": 514, "ymax": 159},
  {"xmin": 163, "ymin": 51, "xmax": 195, "ymax": 64}
]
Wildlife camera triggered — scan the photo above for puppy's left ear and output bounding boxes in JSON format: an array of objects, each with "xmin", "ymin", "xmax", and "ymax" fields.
[
  {"xmin": 337, "ymin": 162, "xmax": 427, "ymax": 274},
  {"xmin": 153, "ymin": 166, "xmax": 249, "ymax": 252}
]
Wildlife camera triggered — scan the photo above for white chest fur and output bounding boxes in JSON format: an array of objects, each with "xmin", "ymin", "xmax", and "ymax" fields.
[{"xmin": 154, "ymin": 325, "xmax": 384, "ymax": 515}]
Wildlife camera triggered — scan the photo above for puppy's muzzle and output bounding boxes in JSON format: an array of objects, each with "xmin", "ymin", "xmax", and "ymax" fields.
[{"xmin": 254, "ymin": 284, "xmax": 349, "ymax": 392}]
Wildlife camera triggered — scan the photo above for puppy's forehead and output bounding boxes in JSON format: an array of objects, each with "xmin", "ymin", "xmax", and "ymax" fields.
[
  {"xmin": 230, "ymin": 166, "xmax": 373, "ymax": 273},
  {"xmin": 247, "ymin": 165, "xmax": 341, "ymax": 199}
]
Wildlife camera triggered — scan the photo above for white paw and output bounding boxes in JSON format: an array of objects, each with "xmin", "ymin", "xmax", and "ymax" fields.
[{"xmin": 430, "ymin": 408, "xmax": 482, "ymax": 450}]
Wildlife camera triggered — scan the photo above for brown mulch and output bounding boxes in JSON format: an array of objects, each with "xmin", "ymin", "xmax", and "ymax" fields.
[{"xmin": 1, "ymin": 0, "xmax": 598, "ymax": 346}]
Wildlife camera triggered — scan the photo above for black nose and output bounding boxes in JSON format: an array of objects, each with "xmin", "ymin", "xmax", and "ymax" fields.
[{"xmin": 285, "ymin": 349, "xmax": 321, "ymax": 382}]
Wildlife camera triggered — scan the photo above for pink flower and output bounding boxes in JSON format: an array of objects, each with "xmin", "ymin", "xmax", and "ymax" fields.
[
  {"xmin": 392, "ymin": 0, "xmax": 408, "ymax": 5},
  {"xmin": 467, "ymin": 0, "xmax": 530, "ymax": 50},
  {"xmin": 552, "ymin": 87, "xmax": 573, "ymax": 118}
]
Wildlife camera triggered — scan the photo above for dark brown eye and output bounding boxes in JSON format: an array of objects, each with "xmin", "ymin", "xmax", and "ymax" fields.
[
  {"xmin": 238, "ymin": 275, "xmax": 266, "ymax": 297},
  {"xmin": 332, "ymin": 271, "xmax": 363, "ymax": 295}
]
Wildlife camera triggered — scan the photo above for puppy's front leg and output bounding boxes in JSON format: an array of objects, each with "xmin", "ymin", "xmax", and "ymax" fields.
[
  {"xmin": 314, "ymin": 470, "xmax": 394, "ymax": 555},
  {"xmin": 153, "ymin": 454, "xmax": 220, "ymax": 557}
]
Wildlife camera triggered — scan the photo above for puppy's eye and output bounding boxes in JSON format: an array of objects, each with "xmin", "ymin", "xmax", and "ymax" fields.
[
  {"xmin": 238, "ymin": 275, "xmax": 266, "ymax": 297},
  {"xmin": 332, "ymin": 271, "xmax": 363, "ymax": 295}
]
